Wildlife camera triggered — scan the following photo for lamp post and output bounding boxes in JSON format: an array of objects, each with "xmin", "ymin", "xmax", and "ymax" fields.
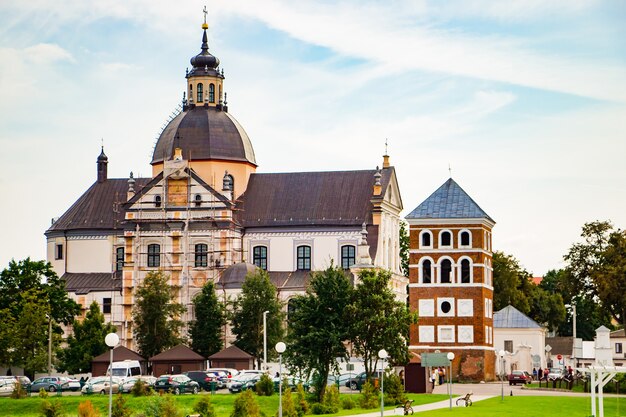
[
  {"xmin": 105, "ymin": 333, "xmax": 120, "ymax": 417},
  {"xmin": 47, "ymin": 315, "xmax": 53, "ymax": 375},
  {"xmin": 275, "ymin": 342, "xmax": 286, "ymax": 417},
  {"xmin": 447, "ymin": 352, "xmax": 455, "ymax": 409},
  {"xmin": 263, "ymin": 310, "xmax": 269, "ymax": 371},
  {"xmin": 499, "ymin": 350, "xmax": 505, "ymax": 401},
  {"xmin": 378, "ymin": 349, "xmax": 388, "ymax": 417}
]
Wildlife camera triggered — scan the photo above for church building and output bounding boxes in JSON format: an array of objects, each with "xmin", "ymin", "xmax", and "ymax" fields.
[{"xmin": 45, "ymin": 19, "xmax": 406, "ymax": 349}]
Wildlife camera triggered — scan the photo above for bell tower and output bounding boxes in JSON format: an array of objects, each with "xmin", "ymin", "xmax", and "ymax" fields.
[{"xmin": 406, "ymin": 178, "xmax": 496, "ymax": 381}]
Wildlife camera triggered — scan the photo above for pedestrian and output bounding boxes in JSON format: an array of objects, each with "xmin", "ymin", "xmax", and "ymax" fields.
[
  {"xmin": 538, "ymin": 367, "xmax": 543, "ymax": 381},
  {"xmin": 532, "ymin": 367, "xmax": 537, "ymax": 380},
  {"xmin": 430, "ymin": 369, "xmax": 437, "ymax": 389},
  {"xmin": 438, "ymin": 367, "xmax": 445, "ymax": 385}
]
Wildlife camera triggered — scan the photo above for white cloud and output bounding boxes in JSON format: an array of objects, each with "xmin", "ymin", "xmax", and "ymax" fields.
[{"xmin": 22, "ymin": 43, "xmax": 74, "ymax": 64}]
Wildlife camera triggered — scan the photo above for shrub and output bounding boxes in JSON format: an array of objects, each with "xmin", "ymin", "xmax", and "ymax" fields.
[
  {"xmin": 321, "ymin": 384, "xmax": 340, "ymax": 413},
  {"xmin": 359, "ymin": 381, "xmax": 379, "ymax": 409},
  {"xmin": 39, "ymin": 388, "xmax": 49, "ymax": 398},
  {"xmin": 40, "ymin": 400, "xmax": 65, "ymax": 417},
  {"xmin": 310, "ymin": 403, "xmax": 333, "ymax": 415},
  {"xmin": 112, "ymin": 394, "xmax": 132, "ymax": 417},
  {"xmin": 11, "ymin": 381, "xmax": 27, "ymax": 399},
  {"xmin": 294, "ymin": 383, "xmax": 309, "ymax": 416},
  {"xmin": 130, "ymin": 379, "xmax": 148, "ymax": 396},
  {"xmin": 341, "ymin": 396, "xmax": 356, "ymax": 409},
  {"xmin": 143, "ymin": 394, "xmax": 182, "ymax": 417},
  {"xmin": 275, "ymin": 387, "xmax": 298, "ymax": 417},
  {"xmin": 383, "ymin": 372, "xmax": 407, "ymax": 405},
  {"xmin": 230, "ymin": 389, "xmax": 262, "ymax": 417},
  {"xmin": 77, "ymin": 400, "xmax": 100, "ymax": 417},
  {"xmin": 255, "ymin": 373, "xmax": 274, "ymax": 396},
  {"xmin": 193, "ymin": 395, "xmax": 216, "ymax": 417}
]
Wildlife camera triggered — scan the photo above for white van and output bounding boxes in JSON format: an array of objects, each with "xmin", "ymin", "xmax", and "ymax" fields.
[{"xmin": 107, "ymin": 360, "xmax": 142, "ymax": 380}]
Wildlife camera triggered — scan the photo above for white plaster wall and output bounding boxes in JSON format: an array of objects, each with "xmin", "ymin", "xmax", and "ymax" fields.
[
  {"xmin": 67, "ymin": 238, "xmax": 112, "ymax": 272},
  {"xmin": 494, "ymin": 327, "xmax": 546, "ymax": 368},
  {"xmin": 47, "ymin": 238, "xmax": 66, "ymax": 275}
]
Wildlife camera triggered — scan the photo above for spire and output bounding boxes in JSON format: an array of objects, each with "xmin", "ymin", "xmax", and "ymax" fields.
[
  {"xmin": 189, "ymin": 8, "xmax": 220, "ymax": 74},
  {"xmin": 382, "ymin": 138, "xmax": 390, "ymax": 168},
  {"xmin": 97, "ymin": 145, "xmax": 108, "ymax": 183}
]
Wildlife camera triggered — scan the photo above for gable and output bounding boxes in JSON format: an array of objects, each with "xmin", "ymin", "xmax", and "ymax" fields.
[{"xmin": 382, "ymin": 168, "xmax": 403, "ymax": 212}]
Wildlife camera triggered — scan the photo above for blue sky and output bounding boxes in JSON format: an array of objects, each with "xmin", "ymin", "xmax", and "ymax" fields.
[{"xmin": 1, "ymin": 0, "xmax": 625, "ymax": 275}]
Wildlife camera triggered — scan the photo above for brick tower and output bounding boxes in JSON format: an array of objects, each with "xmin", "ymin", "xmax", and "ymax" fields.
[{"xmin": 406, "ymin": 178, "xmax": 496, "ymax": 381}]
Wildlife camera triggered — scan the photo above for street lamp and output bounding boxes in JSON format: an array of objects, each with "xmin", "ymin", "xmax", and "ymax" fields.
[
  {"xmin": 263, "ymin": 310, "xmax": 269, "ymax": 371},
  {"xmin": 378, "ymin": 349, "xmax": 388, "ymax": 417},
  {"xmin": 499, "ymin": 350, "xmax": 505, "ymax": 401},
  {"xmin": 105, "ymin": 333, "xmax": 119, "ymax": 417},
  {"xmin": 447, "ymin": 352, "xmax": 455, "ymax": 409},
  {"xmin": 275, "ymin": 342, "xmax": 286, "ymax": 417}
]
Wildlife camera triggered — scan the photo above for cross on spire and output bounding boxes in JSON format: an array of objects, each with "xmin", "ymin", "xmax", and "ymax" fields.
[
  {"xmin": 448, "ymin": 163, "xmax": 452, "ymax": 177},
  {"xmin": 203, "ymin": 6, "xmax": 208, "ymax": 24},
  {"xmin": 384, "ymin": 138, "xmax": 388, "ymax": 155}
]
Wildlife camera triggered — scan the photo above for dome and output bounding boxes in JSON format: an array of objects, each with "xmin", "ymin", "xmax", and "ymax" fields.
[
  {"xmin": 219, "ymin": 262, "xmax": 259, "ymax": 289},
  {"xmin": 188, "ymin": 29, "xmax": 220, "ymax": 77},
  {"xmin": 151, "ymin": 106, "xmax": 256, "ymax": 166}
]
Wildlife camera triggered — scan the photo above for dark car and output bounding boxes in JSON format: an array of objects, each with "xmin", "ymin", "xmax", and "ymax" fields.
[
  {"xmin": 228, "ymin": 374, "xmax": 261, "ymax": 393},
  {"xmin": 508, "ymin": 370, "xmax": 532, "ymax": 385},
  {"xmin": 345, "ymin": 371, "xmax": 383, "ymax": 391},
  {"xmin": 154, "ymin": 374, "xmax": 199, "ymax": 395},
  {"xmin": 29, "ymin": 377, "xmax": 65, "ymax": 392},
  {"xmin": 184, "ymin": 371, "xmax": 219, "ymax": 391}
]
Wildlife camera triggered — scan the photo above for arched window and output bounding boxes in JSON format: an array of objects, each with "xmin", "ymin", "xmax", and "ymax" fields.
[
  {"xmin": 115, "ymin": 247, "xmax": 124, "ymax": 271},
  {"xmin": 253, "ymin": 246, "xmax": 268, "ymax": 270},
  {"xmin": 189, "ymin": 84, "xmax": 193, "ymax": 102},
  {"xmin": 147, "ymin": 244, "xmax": 160, "ymax": 267},
  {"xmin": 195, "ymin": 243, "xmax": 208, "ymax": 267},
  {"xmin": 421, "ymin": 231, "xmax": 432, "ymax": 247},
  {"xmin": 341, "ymin": 245, "xmax": 356, "ymax": 269},
  {"xmin": 196, "ymin": 83, "xmax": 203, "ymax": 103},
  {"xmin": 440, "ymin": 259, "xmax": 452, "ymax": 283},
  {"xmin": 194, "ymin": 194, "xmax": 202, "ymax": 207},
  {"xmin": 440, "ymin": 231, "xmax": 452, "ymax": 247},
  {"xmin": 461, "ymin": 259, "xmax": 471, "ymax": 283},
  {"xmin": 297, "ymin": 245, "xmax": 311, "ymax": 270},
  {"xmin": 422, "ymin": 259, "xmax": 432, "ymax": 284},
  {"xmin": 219, "ymin": 85, "xmax": 222, "ymax": 103},
  {"xmin": 460, "ymin": 231, "xmax": 471, "ymax": 247},
  {"xmin": 154, "ymin": 195, "xmax": 162, "ymax": 208},
  {"xmin": 209, "ymin": 83, "xmax": 215, "ymax": 103}
]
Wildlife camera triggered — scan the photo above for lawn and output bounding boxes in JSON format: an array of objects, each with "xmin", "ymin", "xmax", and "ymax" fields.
[{"xmin": 0, "ymin": 392, "xmax": 449, "ymax": 416}]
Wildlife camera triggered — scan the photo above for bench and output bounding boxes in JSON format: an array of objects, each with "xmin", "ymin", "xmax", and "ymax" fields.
[
  {"xmin": 396, "ymin": 399, "xmax": 414, "ymax": 415},
  {"xmin": 455, "ymin": 391, "xmax": 473, "ymax": 407}
]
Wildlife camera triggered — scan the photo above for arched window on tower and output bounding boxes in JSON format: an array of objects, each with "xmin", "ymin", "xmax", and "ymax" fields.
[
  {"xmin": 209, "ymin": 83, "xmax": 215, "ymax": 103},
  {"xmin": 194, "ymin": 194, "xmax": 202, "ymax": 207},
  {"xmin": 461, "ymin": 259, "xmax": 471, "ymax": 283},
  {"xmin": 440, "ymin": 259, "xmax": 452, "ymax": 283},
  {"xmin": 460, "ymin": 230, "xmax": 471, "ymax": 247},
  {"xmin": 422, "ymin": 259, "xmax": 432, "ymax": 283},
  {"xmin": 421, "ymin": 231, "xmax": 432, "ymax": 247},
  {"xmin": 197, "ymin": 83, "xmax": 203, "ymax": 103},
  {"xmin": 297, "ymin": 245, "xmax": 311, "ymax": 270},
  {"xmin": 440, "ymin": 231, "xmax": 452, "ymax": 247},
  {"xmin": 253, "ymin": 246, "xmax": 268, "ymax": 270},
  {"xmin": 189, "ymin": 84, "xmax": 193, "ymax": 102}
]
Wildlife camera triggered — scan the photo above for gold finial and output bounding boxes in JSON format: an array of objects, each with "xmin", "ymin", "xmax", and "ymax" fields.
[{"xmin": 202, "ymin": 6, "xmax": 209, "ymax": 29}]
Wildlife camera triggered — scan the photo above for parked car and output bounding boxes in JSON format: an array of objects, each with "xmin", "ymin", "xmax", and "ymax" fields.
[
  {"xmin": 547, "ymin": 368, "xmax": 566, "ymax": 380},
  {"xmin": 345, "ymin": 371, "xmax": 383, "ymax": 391},
  {"xmin": 508, "ymin": 370, "xmax": 532, "ymax": 385},
  {"xmin": 0, "ymin": 380, "xmax": 16, "ymax": 397},
  {"xmin": 0, "ymin": 376, "xmax": 31, "ymax": 390},
  {"xmin": 154, "ymin": 374, "xmax": 199, "ymax": 395},
  {"xmin": 30, "ymin": 377, "xmax": 69, "ymax": 393},
  {"xmin": 207, "ymin": 368, "xmax": 239, "ymax": 380},
  {"xmin": 119, "ymin": 376, "xmax": 156, "ymax": 393},
  {"xmin": 81, "ymin": 377, "xmax": 122, "ymax": 395},
  {"xmin": 226, "ymin": 370, "xmax": 264, "ymax": 389},
  {"xmin": 184, "ymin": 371, "xmax": 220, "ymax": 391},
  {"xmin": 60, "ymin": 377, "xmax": 81, "ymax": 392},
  {"xmin": 273, "ymin": 376, "xmax": 309, "ymax": 392},
  {"xmin": 228, "ymin": 374, "xmax": 261, "ymax": 393}
]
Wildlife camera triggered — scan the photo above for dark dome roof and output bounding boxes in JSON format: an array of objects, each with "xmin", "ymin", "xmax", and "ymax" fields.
[
  {"xmin": 151, "ymin": 106, "xmax": 256, "ymax": 166},
  {"xmin": 219, "ymin": 262, "xmax": 258, "ymax": 289},
  {"xmin": 188, "ymin": 29, "xmax": 220, "ymax": 77}
]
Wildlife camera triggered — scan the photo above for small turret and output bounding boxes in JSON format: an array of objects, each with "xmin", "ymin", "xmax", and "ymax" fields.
[
  {"xmin": 373, "ymin": 167, "xmax": 382, "ymax": 195},
  {"xmin": 127, "ymin": 172, "xmax": 136, "ymax": 200},
  {"xmin": 97, "ymin": 146, "xmax": 108, "ymax": 183}
]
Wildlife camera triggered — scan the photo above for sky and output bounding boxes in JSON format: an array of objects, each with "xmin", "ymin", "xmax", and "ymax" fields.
[{"xmin": 1, "ymin": 0, "xmax": 625, "ymax": 276}]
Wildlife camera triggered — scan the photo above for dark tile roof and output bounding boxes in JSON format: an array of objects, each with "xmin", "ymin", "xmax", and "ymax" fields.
[
  {"xmin": 92, "ymin": 345, "xmax": 145, "ymax": 363},
  {"xmin": 611, "ymin": 329, "xmax": 625, "ymax": 338},
  {"xmin": 406, "ymin": 178, "xmax": 494, "ymax": 222},
  {"xmin": 209, "ymin": 345, "xmax": 253, "ymax": 360},
  {"xmin": 236, "ymin": 168, "xmax": 392, "ymax": 228},
  {"xmin": 63, "ymin": 272, "xmax": 122, "ymax": 295},
  {"xmin": 149, "ymin": 344, "xmax": 206, "ymax": 361},
  {"xmin": 545, "ymin": 337, "xmax": 574, "ymax": 355},
  {"xmin": 493, "ymin": 305, "xmax": 541, "ymax": 329},
  {"xmin": 218, "ymin": 263, "xmax": 259, "ymax": 289},
  {"xmin": 46, "ymin": 178, "xmax": 150, "ymax": 234}
]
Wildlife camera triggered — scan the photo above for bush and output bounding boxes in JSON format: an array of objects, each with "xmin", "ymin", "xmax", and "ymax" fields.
[
  {"xmin": 40, "ymin": 400, "xmax": 65, "ymax": 417},
  {"xmin": 131, "ymin": 379, "xmax": 149, "ymax": 397},
  {"xmin": 294, "ymin": 383, "xmax": 309, "ymax": 416},
  {"xmin": 359, "ymin": 381, "xmax": 379, "ymax": 409},
  {"xmin": 39, "ymin": 388, "xmax": 49, "ymax": 398},
  {"xmin": 143, "ymin": 394, "xmax": 182, "ymax": 417},
  {"xmin": 274, "ymin": 386, "xmax": 298, "ymax": 417},
  {"xmin": 77, "ymin": 400, "xmax": 100, "ymax": 417},
  {"xmin": 112, "ymin": 394, "xmax": 132, "ymax": 417},
  {"xmin": 341, "ymin": 396, "xmax": 356, "ymax": 409},
  {"xmin": 11, "ymin": 381, "xmax": 27, "ymax": 399},
  {"xmin": 310, "ymin": 403, "xmax": 334, "ymax": 415},
  {"xmin": 193, "ymin": 395, "xmax": 216, "ymax": 417},
  {"xmin": 255, "ymin": 373, "xmax": 274, "ymax": 396},
  {"xmin": 383, "ymin": 372, "xmax": 407, "ymax": 405},
  {"xmin": 230, "ymin": 389, "xmax": 262, "ymax": 417},
  {"xmin": 321, "ymin": 384, "xmax": 340, "ymax": 413}
]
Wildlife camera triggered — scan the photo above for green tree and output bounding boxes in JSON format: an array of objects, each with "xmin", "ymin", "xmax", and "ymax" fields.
[
  {"xmin": 57, "ymin": 301, "xmax": 116, "ymax": 374},
  {"xmin": 399, "ymin": 222, "xmax": 410, "ymax": 277},
  {"xmin": 132, "ymin": 271, "xmax": 186, "ymax": 358},
  {"xmin": 285, "ymin": 265, "xmax": 352, "ymax": 401},
  {"xmin": 591, "ymin": 227, "xmax": 626, "ymax": 327},
  {"xmin": 231, "ymin": 269, "xmax": 284, "ymax": 368},
  {"xmin": 189, "ymin": 281, "xmax": 226, "ymax": 358},
  {"xmin": 346, "ymin": 269, "xmax": 417, "ymax": 377}
]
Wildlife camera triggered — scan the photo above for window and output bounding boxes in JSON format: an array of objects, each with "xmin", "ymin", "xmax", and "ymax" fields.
[
  {"xmin": 209, "ymin": 83, "xmax": 215, "ymax": 103},
  {"xmin": 420, "ymin": 231, "xmax": 432, "ymax": 247},
  {"xmin": 154, "ymin": 195, "xmax": 162, "ymax": 208},
  {"xmin": 504, "ymin": 340, "xmax": 513, "ymax": 353},
  {"xmin": 253, "ymin": 246, "xmax": 268, "ymax": 270},
  {"xmin": 460, "ymin": 259, "xmax": 471, "ymax": 283},
  {"xmin": 297, "ymin": 245, "xmax": 311, "ymax": 270},
  {"xmin": 116, "ymin": 247, "xmax": 124, "ymax": 271},
  {"xmin": 197, "ymin": 83, "xmax": 203, "ymax": 103},
  {"xmin": 195, "ymin": 244, "xmax": 208, "ymax": 267},
  {"xmin": 460, "ymin": 231, "xmax": 471, "ymax": 246},
  {"xmin": 55, "ymin": 244, "xmax": 63, "ymax": 260},
  {"xmin": 147, "ymin": 244, "xmax": 160, "ymax": 267},
  {"xmin": 341, "ymin": 245, "xmax": 356, "ymax": 269},
  {"xmin": 440, "ymin": 231, "xmax": 451, "ymax": 247},
  {"xmin": 103, "ymin": 297, "xmax": 112, "ymax": 314},
  {"xmin": 440, "ymin": 259, "xmax": 452, "ymax": 283},
  {"xmin": 189, "ymin": 84, "xmax": 193, "ymax": 102},
  {"xmin": 422, "ymin": 259, "xmax": 432, "ymax": 284},
  {"xmin": 617, "ymin": 343, "xmax": 623, "ymax": 354},
  {"xmin": 194, "ymin": 194, "xmax": 202, "ymax": 207}
]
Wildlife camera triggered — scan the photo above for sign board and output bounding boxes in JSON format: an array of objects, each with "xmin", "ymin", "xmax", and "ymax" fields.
[
  {"xmin": 557, "ymin": 354, "xmax": 563, "ymax": 360},
  {"xmin": 421, "ymin": 353, "xmax": 451, "ymax": 367}
]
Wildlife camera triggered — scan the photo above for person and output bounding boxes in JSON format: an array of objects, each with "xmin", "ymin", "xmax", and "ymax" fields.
[
  {"xmin": 399, "ymin": 370, "xmax": 405, "ymax": 386},
  {"xmin": 538, "ymin": 367, "xmax": 543, "ymax": 381},
  {"xmin": 532, "ymin": 367, "xmax": 537, "ymax": 380},
  {"xmin": 438, "ymin": 367, "xmax": 445, "ymax": 385},
  {"xmin": 544, "ymin": 367, "xmax": 549, "ymax": 381},
  {"xmin": 430, "ymin": 369, "xmax": 437, "ymax": 389}
]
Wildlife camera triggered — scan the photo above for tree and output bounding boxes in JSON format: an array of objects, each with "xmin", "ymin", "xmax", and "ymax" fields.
[
  {"xmin": 591, "ymin": 227, "xmax": 626, "ymax": 327},
  {"xmin": 57, "ymin": 301, "xmax": 116, "ymax": 374},
  {"xmin": 231, "ymin": 269, "xmax": 284, "ymax": 369},
  {"xmin": 13, "ymin": 289, "xmax": 51, "ymax": 379},
  {"xmin": 132, "ymin": 271, "xmax": 186, "ymax": 359},
  {"xmin": 285, "ymin": 265, "xmax": 352, "ymax": 401},
  {"xmin": 346, "ymin": 269, "xmax": 417, "ymax": 377},
  {"xmin": 399, "ymin": 222, "xmax": 410, "ymax": 277},
  {"xmin": 189, "ymin": 281, "xmax": 226, "ymax": 358}
]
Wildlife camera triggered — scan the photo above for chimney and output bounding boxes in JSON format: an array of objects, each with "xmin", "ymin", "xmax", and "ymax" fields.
[{"xmin": 97, "ymin": 146, "xmax": 108, "ymax": 183}]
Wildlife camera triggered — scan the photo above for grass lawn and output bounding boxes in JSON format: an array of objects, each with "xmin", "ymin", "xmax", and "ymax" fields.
[{"xmin": 0, "ymin": 392, "xmax": 449, "ymax": 416}]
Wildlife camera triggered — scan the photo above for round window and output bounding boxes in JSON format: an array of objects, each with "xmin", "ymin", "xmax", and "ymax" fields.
[{"xmin": 441, "ymin": 301, "xmax": 451, "ymax": 314}]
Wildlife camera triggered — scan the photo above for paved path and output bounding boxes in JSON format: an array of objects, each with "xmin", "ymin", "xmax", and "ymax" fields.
[{"xmin": 345, "ymin": 395, "xmax": 493, "ymax": 416}]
